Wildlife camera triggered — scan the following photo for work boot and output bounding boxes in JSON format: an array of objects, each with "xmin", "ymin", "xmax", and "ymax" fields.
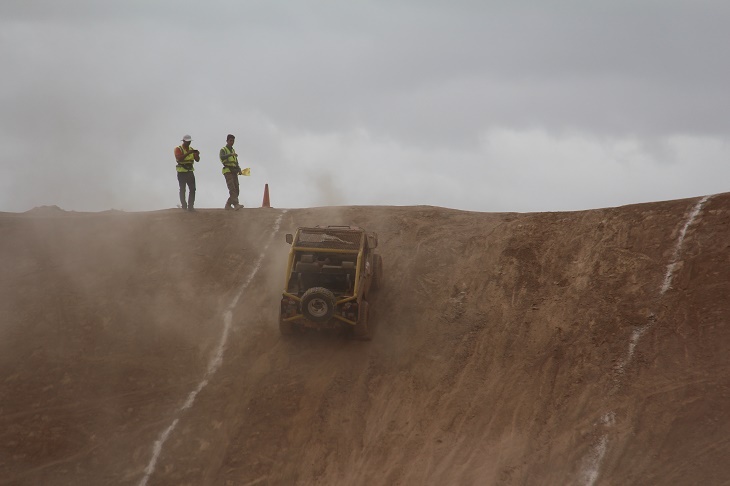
[
  {"xmin": 234, "ymin": 204, "xmax": 244, "ymax": 210},
  {"xmin": 188, "ymin": 206, "xmax": 196, "ymax": 212}
]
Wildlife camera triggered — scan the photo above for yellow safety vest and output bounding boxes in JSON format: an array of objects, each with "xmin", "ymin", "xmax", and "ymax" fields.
[
  {"xmin": 176, "ymin": 145, "xmax": 197, "ymax": 172},
  {"xmin": 220, "ymin": 146, "xmax": 239, "ymax": 174}
]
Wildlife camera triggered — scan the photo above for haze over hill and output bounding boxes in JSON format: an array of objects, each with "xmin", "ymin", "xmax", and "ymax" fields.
[{"xmin": 1, "ymin": 194, "xmax": 729, "ymax": 485}]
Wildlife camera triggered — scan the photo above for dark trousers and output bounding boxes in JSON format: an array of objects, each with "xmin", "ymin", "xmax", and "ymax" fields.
[
  {"xmin": 224, "ymin": 171, "xmax": 240, "ymax": 208},
  {"xmin": 177, "ymin": 171, "xmax": 196, "ymax": 208}
]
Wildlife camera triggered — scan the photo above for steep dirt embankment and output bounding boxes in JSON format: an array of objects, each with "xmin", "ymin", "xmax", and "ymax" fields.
[{"xmin": 1, "ymin": 196, "xmax": 729, "ymax": 486}]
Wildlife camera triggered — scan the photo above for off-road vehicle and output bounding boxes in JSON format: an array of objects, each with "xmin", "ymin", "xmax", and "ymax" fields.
[{"xmin": 279, "ymin": 225, "xmax": 382, "ymax": 339}]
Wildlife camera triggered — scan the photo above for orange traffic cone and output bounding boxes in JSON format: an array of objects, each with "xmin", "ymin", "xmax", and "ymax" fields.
[{"xmin": 262, "ymin": 183, "xmax": 271, "ymax": 208}]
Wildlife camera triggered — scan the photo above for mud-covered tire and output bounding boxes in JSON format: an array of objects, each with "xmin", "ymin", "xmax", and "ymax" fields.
[
  {"xmin": 353, "ymin": 300, "xmax": 370, "ymax": 340},
  {"xmin": 372, "ymin": 254, "xmax": 383, "ymax": 290},
  {"xmin": 301, "ymin": 287, "xmax": 336, "ymax": 323},
  {"xmin": 279, "ymin": 318, "xmax": 296, "ymax": 336}
]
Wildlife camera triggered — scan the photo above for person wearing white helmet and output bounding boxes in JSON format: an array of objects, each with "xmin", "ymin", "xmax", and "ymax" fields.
[{"xmin": 174, "ymin": 135, "xmax": 200, "ymax": 211}]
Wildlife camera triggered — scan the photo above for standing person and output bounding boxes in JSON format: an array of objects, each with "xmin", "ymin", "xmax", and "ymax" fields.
[
  {"xmin": 174, "ymin": 135, "xmax": 200, "ymax": 211},
  {"xmin": 220, "ymin": 134, "xmax": 243, "ymax": 210}
]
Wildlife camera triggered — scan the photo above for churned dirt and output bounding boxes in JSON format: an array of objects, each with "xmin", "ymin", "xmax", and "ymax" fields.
[{"xmin": 1, "ymin": 195, "xmax": 730, "ymax": 485}]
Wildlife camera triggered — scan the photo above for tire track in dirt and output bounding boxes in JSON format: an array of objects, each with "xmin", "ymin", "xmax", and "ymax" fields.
[
  {"xmin": 138, "ymin": 211, "xmax": 287, "ymax": 486},
  {"xmin": 580, "ymin": 195, "xmax": 711, "ymax": 486}
]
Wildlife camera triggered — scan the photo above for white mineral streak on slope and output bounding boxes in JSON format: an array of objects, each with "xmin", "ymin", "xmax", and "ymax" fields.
[
  {"xmin": 139, "ymin": 211, "xmax": 286, "ymax": 486},
  {"xmin": 580, "ymin": 196, "xmax": 711, "ymax": 485},
  {"xmin": 661, "ymin": 196, "xmax": 710, "ymax": 296}
]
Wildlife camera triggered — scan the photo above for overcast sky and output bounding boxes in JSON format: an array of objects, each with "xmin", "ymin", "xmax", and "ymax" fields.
[{"xmin": 2, "ymin": 0, "xmax": 729, "ymax": 213}]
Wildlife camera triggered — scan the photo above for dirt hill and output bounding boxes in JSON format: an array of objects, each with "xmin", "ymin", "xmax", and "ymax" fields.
[{"xmin": 1, "ymin": 195, "xmax": 729, "ymax": 486}]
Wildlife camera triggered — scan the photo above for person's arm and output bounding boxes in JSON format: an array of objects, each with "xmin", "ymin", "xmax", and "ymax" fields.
[
  {"xmin": 220, "ymin": 148, "xmax": 236, "ymax": 161},
  {"xmin": 176, "ymin": 146, "xmax": 199, "ymax": 163}
]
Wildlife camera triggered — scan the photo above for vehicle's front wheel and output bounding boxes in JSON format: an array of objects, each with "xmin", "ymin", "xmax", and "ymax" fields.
[
  {"xmin": 353, "ymin": 300, "xmax": 370, "ymax": 340},
  {"xmin": 372, "ymin": 254, "xmax": 383, "ymax": 290},
  {"xmin": 301, "ymin": 287, "xmax": 336, "ymax": 322}
]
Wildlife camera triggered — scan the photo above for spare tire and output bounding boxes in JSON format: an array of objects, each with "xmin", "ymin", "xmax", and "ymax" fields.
[{"xmin": 301, "ymin": 287, "xmax": 336, "ymax": 322}]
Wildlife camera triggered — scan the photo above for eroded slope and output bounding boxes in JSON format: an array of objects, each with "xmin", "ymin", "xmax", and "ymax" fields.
[{"xmin": 1, "ymin": 196, "xmax": 729, "ymax": 485}]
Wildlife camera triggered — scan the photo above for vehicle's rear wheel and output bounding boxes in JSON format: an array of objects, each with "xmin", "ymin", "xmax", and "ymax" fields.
[
  {"xmin": 372, "ymin": 254, "xmax": 383, "ymax": 290},
  {"xmin": 279, "ymin": 318, "xmax": 296, "ymax": 336},
  {"xmin": 301, "ymin": 287, "xmax": 336, "ymax": 322},
  {"xmin": 353, "ymin": 300, "xmax": 370, "ymax": 340}
]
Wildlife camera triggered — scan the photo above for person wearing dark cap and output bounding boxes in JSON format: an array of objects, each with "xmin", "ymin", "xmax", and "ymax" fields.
[
  {"xmin": 174, "ymin": 135, "xmax": 200, "ymax": 211},
  {"xmin": 219, "ymin": 134, "xmax": 243, "ymax": 210}
]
